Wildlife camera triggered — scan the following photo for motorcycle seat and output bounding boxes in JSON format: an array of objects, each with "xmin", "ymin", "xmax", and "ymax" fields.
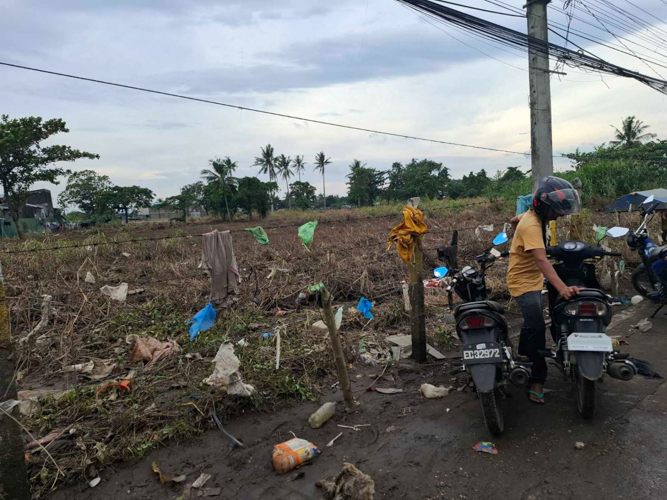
[
  {"xmin": 455, "ymin": 300, "xmax": 505, "ymax": 316},
  {"xmin": 647, "ymin": 245, "xmax": 667, "ymax": 265},
  {"xmin": 554, "ymin": 288, "xmax": 610, "ymax": 305}
]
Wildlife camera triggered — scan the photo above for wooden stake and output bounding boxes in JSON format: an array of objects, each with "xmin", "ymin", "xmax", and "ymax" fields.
[
  {"xmin": 0, "ymin": 262, "xmax": 31, "ymax": 500},
  {"xmin": 408, "ymin": 240, "xmax": 427, "ymax": 363},
  {"xmin": 321, "ymin": 289, "xmax": 355, "ymax": 409}
]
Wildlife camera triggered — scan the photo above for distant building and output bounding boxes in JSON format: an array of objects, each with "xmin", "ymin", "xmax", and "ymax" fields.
[
  {"xmin": 135, "ymin": 206, "xmax": 207, "ymax": 220},
  {"xmin": 0, "ymin": 189, "xmax": 55, "ymax": 219}
]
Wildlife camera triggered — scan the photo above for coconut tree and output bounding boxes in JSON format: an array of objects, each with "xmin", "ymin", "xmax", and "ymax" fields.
[
  {"xmin": 610, "ymin": 116, "xmax": 657, "ymax": 148},
  {"xmin": 294, "ymin": 155, "xmax": 306, "ymax": 182},
  {"xmin": 200, "ymin": 156, "xmax": 238, "ymax": 221},
  {"xmin": 253, "ymin": 144, "xmax": 277, "ymax": 211},
  {"xmin": 313, "ymin": 151, "xmax": 331, "ymax": 209},
  {"xmin": 276, "ymin": 154, "xmax": 294, "ymax": 209}
]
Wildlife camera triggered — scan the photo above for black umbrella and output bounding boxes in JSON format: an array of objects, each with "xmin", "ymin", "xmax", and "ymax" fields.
[{"xmin": 604, "ymin": 188, "xmax": 667, "ymax": 212}]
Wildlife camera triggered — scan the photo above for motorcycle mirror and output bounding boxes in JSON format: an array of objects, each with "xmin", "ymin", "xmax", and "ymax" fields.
[
  {"xmin": 643, "ymin": 194, "xmax": 655, "ymax": 205},
  {"xmin": 434, "ymin": 266, "xmax": 449, "ymax": 279},
  {"xmin": 606, "ymin": 226, "xmax": 630, "ymax": 238},
  {"xmin": 492, "ymin": 232, "xmax": 509, "ymax": 246}
]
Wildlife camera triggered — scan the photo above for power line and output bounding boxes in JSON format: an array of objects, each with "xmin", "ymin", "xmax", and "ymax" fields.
[
  {"xmin": 0, "ymin": 61, "xmax": 531, "ymax": 157},
  {"xmin": 432, "ymin": 0, "xmax": 524, "ymax": 17}
]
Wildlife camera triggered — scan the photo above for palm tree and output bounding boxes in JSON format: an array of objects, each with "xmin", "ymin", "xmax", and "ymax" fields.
[
  {"xmin": 294, "ymin": 155, "xmax": 306, "ymax": 182},
  {"xmin": 200, "ymin": 156, "xmax": 238, "ymax": 221},
  {"xmin": 314, "ymin": 151, "xmax": 331, "ymax": 209},
  {"xmin": 253, "ymin": 144, "xmax": 277, "ymax": 211},
  {"xmin": 276, "ymin": 154, "xmax": 294, "ymax": 209},
  {"xmin": 610, "ymin": 116, "xmax": 657, "ymax": 148}
]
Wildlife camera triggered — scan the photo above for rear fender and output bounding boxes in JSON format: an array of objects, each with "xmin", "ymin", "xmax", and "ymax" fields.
[
  {"xmin": 573, "ymin": 352, "xmax": 604, "ymax": 380},
  {"xmin": 470, "ymin": 364, "xmax": 497, "ymax": 392}
]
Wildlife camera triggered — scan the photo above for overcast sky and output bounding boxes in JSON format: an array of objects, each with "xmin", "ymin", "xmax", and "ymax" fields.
[{"xmin": 2, "ymin": 0, "xmax": 667, "ymax": 206}]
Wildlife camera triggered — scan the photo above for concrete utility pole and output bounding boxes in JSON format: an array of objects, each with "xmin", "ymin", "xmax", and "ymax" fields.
[{"xmin": 526, "ymin": 0, "xmax": 554, "ymax": 190}]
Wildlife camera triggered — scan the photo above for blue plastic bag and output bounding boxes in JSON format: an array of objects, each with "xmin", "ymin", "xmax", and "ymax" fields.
[
  {"xmin": 357, "ymin": 297, "xmax": 374, "ymax": 320},
  {"xmin": 516, "ymin": 194, "xmax": 533, "ymax": 216},
  {"xmin": 186, "ymin": 302, "xmax": 217, "ymax": 341}
]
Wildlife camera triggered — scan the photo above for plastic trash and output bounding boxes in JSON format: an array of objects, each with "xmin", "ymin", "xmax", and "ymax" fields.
[
  {"xmin": 244, "ymin": 226, "xmax": 269, "ymax": 245},
  {"xmin": 316, "ymin": 463, "xmax": 375, "ymax": 500},
  {"xmin": 632, "ymin": 318, "xmax": 653, "ymax": 332},
  {"xmin": 203, "ymin": 342, "xmax": 255, "ymax": 396},
  {"xmin": 272, "ymin": 437, "xmax": 321, "ymax": 474},
  {"xmin": 308, "ymin": 402, "xmax": 336, "ymax": 429},
  {"xmin": 298, "ymin": 221, "xmax": 318, "ymax": 251},
  {"xmin": 309, "ymin": 282, "xmax": 325, "ymax": 292},
  {"xmin": 186, "ymin": 303, "xmax": 217, "ymax": 341},
  {"xmin": 472, "ymin": 442, "xmax": 498, "ymax": 455},
  {"xmin": 85, "ymin": 271, "xmax": 96, "ymax": 284},
  {"xmin": 100, "ymin": 282, "xmax": 128, "ymax": 302},
  {"xmin": 420, "ymin": 383, "xmax": 451, "ymax": 399},
  {"xmin": 262, "ymin": 332, "xmax": 275, "ymax": 340},
  {"xmin": 434, "ymin": 267, "xmax": 449, "ymax": 279},
  {"xmin": 357, "ymin": 297, "xmax": 374, "ymax": 320},
  {"xmin": 631, "ymin": 295, "xmax": 644, "ymax": 305},
  {"xmin": 575, "ymin": 441, "xmax": 585, "ymax": 450},
  {"xmin": 335, "ymin": 307, "xmax": 343, "ymax": 330}
]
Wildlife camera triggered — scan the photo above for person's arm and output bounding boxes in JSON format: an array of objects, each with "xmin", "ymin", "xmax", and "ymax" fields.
[
  {"xmin": 531, "ymin": 248, "xmax": 581, "ymax": 299},
  {"xmin": 509, "ymin": 214, "xmax": 523, "ymax": 230}
]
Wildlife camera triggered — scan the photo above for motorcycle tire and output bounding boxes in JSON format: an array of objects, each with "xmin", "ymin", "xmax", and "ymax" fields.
[
  {"xmin": 631, "ymin": 264, "xmax": 658, "ymax": 299},
  {"xmin": 575, "ymin": 368, "xmax": 596, "ymax": 419},
  {"xmin": 479, "ymin": 387, "xmax": 504, "ymax": 436}
]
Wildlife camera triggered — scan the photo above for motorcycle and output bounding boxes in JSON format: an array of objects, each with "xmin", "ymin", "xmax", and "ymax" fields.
[
  {"xmin": 623, "ymin": 194, "xmax": 667, "ymax": 302},
  {"xmin": 437, "ymin": 231, "xmax": 531, "ymax": 436},
  {"xmin": 546, "ymin": 230, "xmax": 637, "ymax": 418}
]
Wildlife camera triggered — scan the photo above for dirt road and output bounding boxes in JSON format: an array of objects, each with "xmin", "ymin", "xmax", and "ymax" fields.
[{"xmin": 51, "ymin": 301, "xmax": 667, "ymax": 500}]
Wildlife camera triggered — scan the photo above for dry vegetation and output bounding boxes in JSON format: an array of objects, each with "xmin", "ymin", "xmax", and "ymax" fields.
[{"xmin": 0, "ymin": 199, "xmax": 656, "ymax": 497}]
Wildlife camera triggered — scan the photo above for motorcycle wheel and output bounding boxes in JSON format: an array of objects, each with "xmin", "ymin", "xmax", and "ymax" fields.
[
  {"xmin": 631, "ymin": 264, "xmax": 658, "ymax": 299},
  {"xmin": 575, "ymin": 368, "xmax": 596, "ymax": 419},
  {"xmin": 479, "ymin": 387, "xmax": 504, "ymax": 436}
]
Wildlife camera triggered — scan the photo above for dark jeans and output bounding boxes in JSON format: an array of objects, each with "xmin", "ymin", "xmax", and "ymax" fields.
[{"xmin": 515, "ymin": 291, "xmax": 547, "ymax": 384}]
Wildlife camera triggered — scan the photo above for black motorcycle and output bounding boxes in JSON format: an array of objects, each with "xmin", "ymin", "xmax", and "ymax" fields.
[
  {"xmin": 546, "ymin": 236, "xmax": 637, "ymax": 418},
  {"xmin": 438, "ymin": 231, "xmax": 531, "ymax": 436}
]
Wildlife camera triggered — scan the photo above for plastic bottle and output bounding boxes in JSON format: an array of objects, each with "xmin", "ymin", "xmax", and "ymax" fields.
[
  {"xmin": 272, "ymin": 438, "xmax": 320, "ymax": 474},
  {"xmin": 308, "ymin": 402, "xmax": 336, "ymax": 429}
]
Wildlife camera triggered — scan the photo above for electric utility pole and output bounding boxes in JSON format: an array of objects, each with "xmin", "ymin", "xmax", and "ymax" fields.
[{"xmin": 526, "ymin": 0, "xmax": 554, "ymax": 189}]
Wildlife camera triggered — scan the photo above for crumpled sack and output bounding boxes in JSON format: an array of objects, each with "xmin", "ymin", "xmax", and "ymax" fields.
[
  {"xmin": 245, "ymin": 226, "xmax": 269, "ymax": 245},
  {"xmin": 316, "ymin": 463, "xmax": 375, "ymax": 500},
  {"xmin": 100, "ymin": 283, "xmax": 128, "ymax": 301},
  {"xmin": 593, "ymin": 224, "xmax": 607, "ymax": 243},
  {"xmin": 516, "ymin": 194, "xmax": 533, "ymax": 215},
  {"xmin": 387, "ymin": 206, "xmax": 428, "ymax": 264},
  {"xmin": 475, "ymin": 224, "xmax": 494, "ymax": 238},
  {"xmin": 186, "ymin": 303, "xmax": 217, "ymax": 341},
  {"xmin": 357, "ymin": 297, "xmax": 374, "ymax": 320},
  {"xmin": 203, "ymin": 342, "xmax": 255, "ymax": 396},
  {"xmin": 126, "ymin": 335, "xmax": 181, "ymax": 370},
  {"xmin": 298, "ymin": 220, "xmax": 318, "ymax": 251}
]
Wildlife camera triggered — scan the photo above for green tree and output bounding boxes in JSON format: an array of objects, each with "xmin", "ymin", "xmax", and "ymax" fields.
[
  {"xmin": 290, "ymin": 181, "xmax": 317, "ymax": 210},
  {"xmin": 254, "ymin": 144, "xmax": 277, "ymax": 211},
  {"xmin": 385, "ymin": 162, "xmax": 405, "ymax": 201},
  {"xmin": 201, "ymin": 156, "xmax": 238, "ymax": 221},
  {"xmin": 276, "ymin": 154, "xmax": 293, "ymax": 209},
  {"xmin": 387, "ymin": 158, "xmax": 449, "ymax": 200},
  {"xmin": 314, "ymin": 151, "xmax": 331, "ymax": 208},
  {"xmin": 610, "ymin": 116, "xmax": 656, "ymax": 148},
  {"xmin": 346, "ymin": 160, "xmax": 385, "ymax": 207},
  {"xmin": 101, "ymin": 185, "xmax": 154, "ymax": 223},
  {"xmin": 0, "ymin": 115, "xmax": 99, "ymax": 236},
  {"xmin": 294, "ymin": 155, "xmax": 306, "ymax": 182},
  {"xmin": 235, "ymin": 177, "xmax": 272, "ymax": 219},
  {"xmin": 163, "ymin": 182, "xmax": 205, "ymax": 221},
  {"xmin": 58, "ymin": 169, "xmax": 111, "ymax": 217},
  {"xmin": 448, "ymin": 169, "xmax": 491, "ymax": 199},
  {"xmin": 499, "ymin": 166, "xmax": 526, "ymax": 183}
]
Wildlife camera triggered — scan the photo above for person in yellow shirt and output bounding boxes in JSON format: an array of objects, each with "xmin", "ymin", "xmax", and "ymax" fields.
[{"xmin": 508, "ymin": 177, "xmax": 581, "ymax": 404}]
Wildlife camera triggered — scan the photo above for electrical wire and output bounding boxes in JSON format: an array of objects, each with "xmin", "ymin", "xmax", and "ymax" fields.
[{"xmin": 432, "ymin": 0, "xmax": 525, "ymax": 17}]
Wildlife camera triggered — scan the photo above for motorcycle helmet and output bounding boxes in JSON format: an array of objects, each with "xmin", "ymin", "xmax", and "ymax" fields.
[{"xmin": 533, "ymin": 176, "xmax": 581, "ymax": 217}]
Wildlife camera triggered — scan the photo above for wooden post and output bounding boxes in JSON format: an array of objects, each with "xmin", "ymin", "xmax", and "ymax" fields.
[
  {"xmin": 321, "ymin": 289, "xmax": 355, "ymax": 409},
  {"xmin": 0, "ymin": 262, "xmax": 31, "ymax": 500},
  {"xmin": 408, "ymin": 241, "xmax": 427, "ymax": 363}
]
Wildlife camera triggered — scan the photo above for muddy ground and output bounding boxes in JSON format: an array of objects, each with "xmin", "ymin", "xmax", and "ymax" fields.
[{"xmin": 50, "ymin": 300, "xmax": 667, "ymax": 500}]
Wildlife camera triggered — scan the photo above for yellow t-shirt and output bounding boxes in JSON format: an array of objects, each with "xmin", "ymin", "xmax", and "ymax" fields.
[{"xmin": 507, "ymin": 209, "xmax": 545, "ymax": 297}]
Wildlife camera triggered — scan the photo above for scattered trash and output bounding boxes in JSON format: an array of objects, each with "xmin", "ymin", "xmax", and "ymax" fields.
[
  {"xmin": 337, "ymin": 424, "xmax": 370, "ymax": 432},
  {"xmin": 126, "ymin": 335, "xmax": 181, "ymax": 369},
  {"xmin": 244, "ymin": 226, "xmax": 269, "ymax": 245},
  {"xmin": 211, "ymin": 407, "xmax": 244, "ymax": 447},
  {"xmin": 275, "ymin": 330, "xmax": 282, "ymax": 370},
  {"xmin": 186, "ymin": 303, "xmax": 217, "ymax": 341},
  {"xmin": 128, "ymin": 288, "xmax": 145, "ymax": 296},
  {"xmin": 267, "ymin": 267, "xmax": 289, "ymax": 280},
  {"xmin": 391, "ymin": 346, "xmax": 401, "ymax": 362},
  {"xmin": 64, "ymin": 358, "xmax": 116, "ymax": 380},
  {"xmin": 472, "ymin": 442, "xmax": 498, "ymax": 455},
  {"xmin": 309, "ymin": 282, "xmax": 325, "ymax": 293},
  {"xmin": 19, "ymin": 295, "xmax": 53, "ymax": 345},
  {"xmin": 96, "ymin": 380, "xmax": 131, "ymax": 400},
  {"xmin": 272, "ymin": 437, "xmax": 320, "ymax": 474},
  {"xmin": 192, "ymin": 473, "xmax": 212, "ymax": 489},
  {"xmin": 236, "ymin": 338, "xmax": 246, "ymax": 347},
  {"xmin": 203, "ymin": 342, "xmax": 255, "ymax": 396},
  {"xmin": 420, "ymin": 383, "xmax": 452, "ymax": 399},
  {"xmin": 357, "ymin": 297, "xmax": 374, "ymax": 320},
  {"xmin": 424, "ymin": 279, "xmax": 442, "ymax": 288},
  {"xmin": 276, "ymin": 309, "xmax": 289, "ymax": 317},
  {"xmin": 575, "ymin": 441, "xmax": 585, "ymax": 450},
  {"xmin": 152, "ymin": 461, "xmax": 186, "ymax": 485},
  {"xmin": 611, "ymin": 338, "xmax": 630, "ymax": 347},
  {"xmin": 631, "ymin": 295, "xmax": 644, "ymax": 305},
  {"xmin": 594, "ymin": 225, "xmax": 607, "ymax": 243},
  {"xmin": 85, "ymin": 271, "xmax": 96, "ymax": 284},
  {"xmin": 335, "ymin": 306, "xmax": 344, "ymax": 330},
  {"xmin": 295, "ymin": 291, "xmax": 308, "ymax": 308},
  {"xmin": 387, "ymin": 205, "xmax": 428, "ymax": 264},
  {"xmin": 89, "ymin": 477, "xmax": 101, "ymax": 488},
  {"xmin": 374, "ymin": 388, "xmax": 403, "ymax": 395},
  {"xmin": 309, "ymin": 401, "xmax": 336, "ymax": 429},
  {"xmin": 100, "ymin": 282, "xmax": 129, "ymax": 302},
  {"xmin": 631, "ymin": 318, "xmax": 653, "ymax": 332},
  {"xmin": 298, "ymin": 220, "xmax": 318, "ymax": 251},
  {"xmin": 386, "ymin": 334, "xmax": 445, "ymax": 360},
  {"xmin": 434, "ymin": 266, "xmax": 449, "ymax": 279},
  {"xmin": 316, "ymin": 462, "xmax": 375, "ymax": 500},
  {"xmin": 327, "ymin": 432, "xmax": 343, "ymax": 447},
  {"xmin": 121, "ymin": 252, "xmax": 131, "ymax": 258},
  {"xmin": 262, "ymin": 332, "xmax": 275, "ymax": 340},
  {"xmin": 475, "ymin": 224, "xmax": 494, "ymax": 238},
  {"xmin": 311, "ymin": 320, "xmax": 329, "ymax": 333},
  {"xmin": 0, "ymin": 399, "xmax": 21, "ymax": 413},
  {"xmin": 628, "ymin": 357, "xmax": 663, "ymax": 379}
]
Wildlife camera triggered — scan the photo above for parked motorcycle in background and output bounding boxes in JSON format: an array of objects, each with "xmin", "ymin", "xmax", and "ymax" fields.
[{"xmin": 437, "ymin": 231, "xmax": 531, "ymax": 436}]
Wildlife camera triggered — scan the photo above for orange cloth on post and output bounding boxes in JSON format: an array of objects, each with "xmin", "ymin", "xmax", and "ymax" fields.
[{"xmin": 387, "ymin": 206, "xmax": 428, "ymax": 264}]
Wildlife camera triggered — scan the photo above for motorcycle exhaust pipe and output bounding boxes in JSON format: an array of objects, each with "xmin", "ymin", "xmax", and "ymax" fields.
[
  {"xmin": 607, "ymin": 362, "xmax": 636, "ymax": 381},
  {"xmin": 509, "ymin": 366, "xmax": 531, "ymax": 387}
]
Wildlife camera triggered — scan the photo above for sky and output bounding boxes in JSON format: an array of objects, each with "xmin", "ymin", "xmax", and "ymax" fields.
[{"xmin": 1, "ymin": 0, "xmax": 667, "ymax": 207}]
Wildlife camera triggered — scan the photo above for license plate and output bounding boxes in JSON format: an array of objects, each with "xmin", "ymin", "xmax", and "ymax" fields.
[
  {"xmin": 462, "ymin": 341, "xmax": 503, "ymax": 364},
  {"xmin": 567, "ymin": 333, "xmax": 613, "ymax": 352}
]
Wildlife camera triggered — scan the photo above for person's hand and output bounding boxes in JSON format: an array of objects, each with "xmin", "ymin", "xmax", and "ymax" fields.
[{"xmin": 558, "ymin": 285, "xmax": 582, "ymax": 300}]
